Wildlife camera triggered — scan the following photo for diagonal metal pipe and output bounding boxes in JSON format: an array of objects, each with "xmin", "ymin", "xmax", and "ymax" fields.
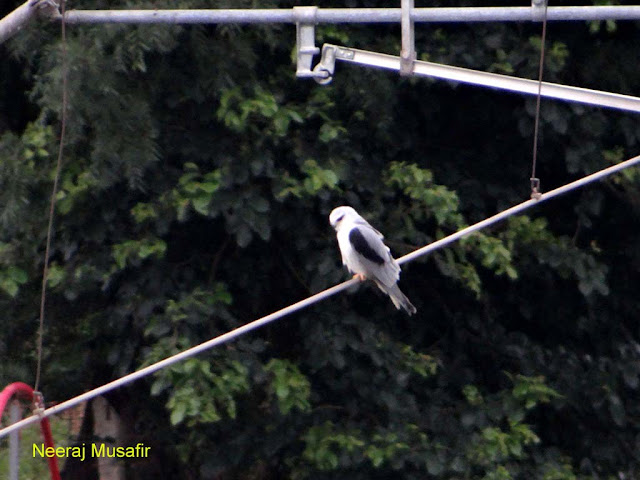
[
  {"xmin": 315, "ymin": 44, "xmax": 640, "ymax": 113},
  {"xmin": 0, "ymin": 0, "xmax": 57, "ymax": 44}
]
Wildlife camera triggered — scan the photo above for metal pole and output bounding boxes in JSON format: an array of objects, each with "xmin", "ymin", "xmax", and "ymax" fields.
[
  {"xmin": 0, "ymin": 0, "xmax": 40, "ymax": 44},
  {"xmin": 294, "ymin": 7, "xmax": 321, "ymax": 79},
  {"xmin": 400, "ymin": 0, "xmax": 415, "ymax": 76},
  {"xmin": 321, "ymin": 44, "xmax": 640, "ymax": 113},
  {"xmin": 56, "ymin": 6, "xmax": 640, "ymax": 25},
  {"xmin": 9, "ymin": 401, "xmax": 21, "ymax": 480},
  {"xmin": 1, "ymin": 152, "xmax": 640, "ymax": 440}
]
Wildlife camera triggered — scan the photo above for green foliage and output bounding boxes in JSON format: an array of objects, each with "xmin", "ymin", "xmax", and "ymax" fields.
[
  {"xmin": 387, "ymin": 161, "xmax": 520, "ymax": 295},
  {"xmin": 463, "ymin": 233, "xmax": 519, "ymax": 281},
  {"xmin": 0, "ymin": 265, "xmax": 28, "ymax": 297},
  {"xmin": 386, "ymin": 161, "xmax": 462, "ymax": 227},
  {"xmin": 0, "ymin": 122, "xmax": 53, "ymax": 231},
  {"xmin": 21, "ymin": 122, "xmax": 53, "ymax": 163},
  {"xmin": 471, "ymin": 422, "xmax": 540, "ymax": 463},
  {"xmin": 173, "ymin": 162, "xmax": 223, "ymax": 218},
  {"xmin": 56, "ymin": 170, "xmax": 98, "ymax": 215},
  {"xmin": 112, "ymin": 237, "xmax": 167, "ymax": 269},
  {"xmin": 463, "ymin": 384, "xmax": 484, "ymax": 406},
  {"xmin": 483, "ymin": 465, "xmax": 512, "ymax": 480},
  {"xmin": 588, "ymin": 0, "xmax": 619, "ymax": 33},
  {"xmin": 302, "ymin": 422, "xmax": 365, "ymax": 470},
  {"xmin": 277, "ymin": 159, "xmax": 340, "ymax": 199},
  {"xmin": 217, "ymin": 85, "xmax": 303, "ymax": 138},
  {"xmin": 397, "ymin": 343, "xmax": 438, "ymax": 379},
  {"xmin": 542, "ymin": 462, "xmax": 578, "ymax": 480},
  {"xmin": 264, "ymin": 359, "xmax": 311, "ymax": 415},
  {"xmin": 504, "ymin": 216, "xmax": 610, "ymax": 297},
  {"xmin": 510, "ymin": 374, "xmax": 563, "ymax": 410},
  {"xmin": 301, "ymin": 421, "xmax": 429, "ymax": 472},
  {"xmin": 460, "ymin": 375, "xmax": 564, "ymax": 479},
  {"xmin": 528, "ymin": 38, "xmax": 569, "ymax": 73},
  {"xmin": 158, "ymin": 358, "xmax": 250, "ymax": 426},
  {"xmin": 143, "ymin": 286, "xmax": 250, "ymax": 426},
  {"xmin": 144, "ymin": 286, "xmax": 233, "ymax": 342}
]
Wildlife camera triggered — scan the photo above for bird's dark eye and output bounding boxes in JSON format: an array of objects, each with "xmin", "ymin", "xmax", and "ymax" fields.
[{"xmin": 336, "ymin": 214, "xmax": 345, "ymax": 222}]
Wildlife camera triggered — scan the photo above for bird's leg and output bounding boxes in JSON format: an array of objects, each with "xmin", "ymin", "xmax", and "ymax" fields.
[{"xmin": 352, "ymin": 273, "xmax": 366, "ymax": 282}]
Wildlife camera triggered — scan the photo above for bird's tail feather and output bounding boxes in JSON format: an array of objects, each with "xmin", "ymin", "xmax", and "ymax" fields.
[{"xmin": 377, "ymin": 282, "xmax": 417, "ymax": 315}]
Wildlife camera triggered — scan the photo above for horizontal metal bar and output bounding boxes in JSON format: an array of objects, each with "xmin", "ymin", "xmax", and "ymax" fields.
[
  {"xmin": 413, "ymin": 6, "xmax": 640, "ymax": 22},
  {"xmin": 327, "ymin": 45, "xmax": 640, "ymax": 113},
  {"xmin": 63, "ymin": 9, "xmax": 295, "ymax": 25},
  {"xmin": 60, "ymin": 6, "xmax": 640, "ymax": 25}
]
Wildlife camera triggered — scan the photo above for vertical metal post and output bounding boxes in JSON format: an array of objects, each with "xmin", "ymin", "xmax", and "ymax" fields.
[
  {"xmin": 400, "ymin": 0, "xmax": 415, "ymax": 76},
  {"xmin": 294, "ymin": 6, "xmax": 320, "ymax": 78},
  {"xmin": 9, "ymin": 401, "xmax": 21, "ymax": 480}
]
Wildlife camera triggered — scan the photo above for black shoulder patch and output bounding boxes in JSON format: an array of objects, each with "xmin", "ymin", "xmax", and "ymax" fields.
[{"xmin": 349, "ymin": 228, "xmax": 385, "ymax": 265}]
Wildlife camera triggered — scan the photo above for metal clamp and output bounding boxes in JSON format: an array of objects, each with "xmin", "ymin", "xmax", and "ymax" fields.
[
  {"xmin": 32, "ymin": 391, "xmax": 45, "ymax": 417},
  {"xmin": 531, "ymin": 0, "xmax": 548, "ymax": 22},
  {"xmin": 33, "ymin": 0, "xmax": 60, "ymax": 20},
  {"xmin": 294, "ymin": 7, "xmax": 325, "ymax": 80},
  {"xmin": 530, "ymin": 177, "xmax": 542, "ymax": 200},
  {"xmin": 400, "ymin": 0, "xmax": 416, "ymax": 76},
  {"xmin": 312, "ymin": 44, "xmax": 339, "ymax": 84}
]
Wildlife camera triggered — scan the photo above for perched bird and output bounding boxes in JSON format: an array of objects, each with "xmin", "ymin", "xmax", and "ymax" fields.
[{"xmin": 329, "ymin": 206, "xmax": 417, "ymax": 315}]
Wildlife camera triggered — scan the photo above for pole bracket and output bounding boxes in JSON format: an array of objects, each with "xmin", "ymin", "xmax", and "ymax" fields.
[
  {"xmin": 33, "ymin": 0, "xmax": 60, "ymax": 20},
  {"xmin": 294, "ymin": 7, "xmax": 325, "ymax": 80},
  {"xmin": 400, "ymin": 0, "xmax": 416, "ymax": 76},
  {"xmin": 531, "ymin": 0, "xmax": 548, "ymax": 22},
  {"xmin": 32, "ymin": 391, "xmax": 45, "ymax": 417},
  {"xmin": 530, "ymin": 177, "xmax": 542, "ymax": 200},
  {"xmin": 312, "ymin": 44, "xmax": 339, "ymax": 84}
]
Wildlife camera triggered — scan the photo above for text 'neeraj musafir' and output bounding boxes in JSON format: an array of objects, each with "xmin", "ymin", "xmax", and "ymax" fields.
[{"xmin": 33, "ymin": 443, "xmax": 151, "ymax": 461}]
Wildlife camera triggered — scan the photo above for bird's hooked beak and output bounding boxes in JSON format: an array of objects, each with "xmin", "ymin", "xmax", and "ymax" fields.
[{"xmin": 330, "ymin": 213, "xmax": 345, "ymax": 230}]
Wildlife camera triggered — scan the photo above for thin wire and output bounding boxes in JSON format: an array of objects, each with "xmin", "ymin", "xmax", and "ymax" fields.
[
  {"xmin": 531, "ymin": 0, "xmax": 549, "ymax": 188},
  {"xmin": 34, "ymin": 0, "xmax": 68, "ymax": 394},
  {"xmin": 2, "ymin": 153, "xmax": 639, "ymax": 439}
]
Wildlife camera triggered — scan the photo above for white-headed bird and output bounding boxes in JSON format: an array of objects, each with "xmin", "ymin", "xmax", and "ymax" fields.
[{"xmin": 329, "ymin": 206, "xmax": 416, "ymax": 315}]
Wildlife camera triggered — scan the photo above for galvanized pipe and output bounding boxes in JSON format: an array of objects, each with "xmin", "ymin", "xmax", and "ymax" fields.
[
  {"xmin": 2, "ymin": 152, "xmax": 640, "ymax": 441},
  {"xmin": 0, "ymin": 0, "xmax": 40, "ymax": 44},
  {"xmin": 400, "ymin": 0, "xmax": 415, "ymax": 76},
  {"xmin": 9, "ymin": 402, "xmax": 20, "ymax": 480},
  {"xmin": 324, "ymin": 44, "xmax": 640, "ymax": 113},
  {"xmin": 58, "ymin": 6, "xmax": 640, "ymax": 25},
  {"xmin": 4, "ymin": 5, "xmax": 640, "ymax": 44}
]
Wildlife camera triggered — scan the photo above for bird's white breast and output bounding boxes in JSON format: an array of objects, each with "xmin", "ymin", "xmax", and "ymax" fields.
[{"xmin": 336, "ymin": 221, "xmax": 365, "ymax": 274}]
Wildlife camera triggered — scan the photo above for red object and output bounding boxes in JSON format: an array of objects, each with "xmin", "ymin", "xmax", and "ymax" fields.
[{"xmin": 0, "ymin": 382, "xmax": 61, "ymax": 480}]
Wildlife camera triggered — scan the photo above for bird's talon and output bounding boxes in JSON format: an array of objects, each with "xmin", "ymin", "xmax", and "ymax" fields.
[{"xmin": 353, "ymin": 273, "xmax": 366, "ymax": 282}]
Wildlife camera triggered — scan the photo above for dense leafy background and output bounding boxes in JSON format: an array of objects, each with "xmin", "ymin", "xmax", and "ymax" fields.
[{"xmin": 1, "ymin": 0, "xmax": 639, "ymax": 479}]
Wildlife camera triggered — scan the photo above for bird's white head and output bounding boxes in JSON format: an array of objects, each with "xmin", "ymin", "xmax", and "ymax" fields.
[{"xmin": 329, "ymin": 206, "xmax": 359, "ymax": 230}]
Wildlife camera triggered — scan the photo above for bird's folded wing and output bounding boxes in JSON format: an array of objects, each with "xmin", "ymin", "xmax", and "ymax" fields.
[{"xmin": 348, "ymin": 226, "xmax": 400, "ymax": 286}]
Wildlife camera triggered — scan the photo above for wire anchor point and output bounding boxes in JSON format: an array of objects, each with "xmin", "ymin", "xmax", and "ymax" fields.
[
  {"xmin": 32, "ymin": 390, "xmax": 45, "ymax": 417},
  {"xmin": 530, "ymin": 177, "xmax": 542, "ymax": 200}
]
